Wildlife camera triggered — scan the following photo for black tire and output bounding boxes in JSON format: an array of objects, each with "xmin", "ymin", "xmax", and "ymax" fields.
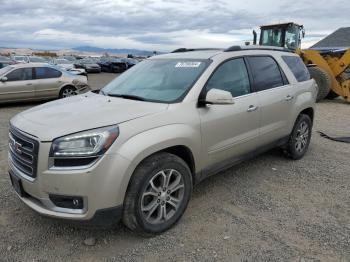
[
  {"xmin": 325, "ymin": 90, "xmax": 339, "ymax": 100},
  {"xmin": 122, "ymin": 152, "xmax": 193, "ymax": 236},
  {"xmin": 308, "ymin": 66, "xmax": 331, "ymax": 102},
  {"xmin": 284, "ymin": 114, "xmax": 312, "ymax": 160},
  {"xmin": 59, "ymin": 86, "xmax": 77, "ymax": 98}
]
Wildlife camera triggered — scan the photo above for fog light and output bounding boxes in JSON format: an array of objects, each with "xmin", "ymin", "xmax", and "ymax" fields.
[{"xmin": 49, "ymin": 195, "xmax": 84, "ymax": 209}]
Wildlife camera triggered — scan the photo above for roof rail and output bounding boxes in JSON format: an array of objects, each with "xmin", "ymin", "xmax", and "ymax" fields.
[
  {"xmin": 171, "ymin": 48, "xmax": 223, "ymax": 53},
  {"xmin": 224, "ymin": 45, "xmax": 293, "ymax": 53}
]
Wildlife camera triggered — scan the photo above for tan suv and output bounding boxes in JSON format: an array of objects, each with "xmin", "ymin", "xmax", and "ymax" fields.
[
  {"xmin": 0, "ymin": 63, "xmax": 89, "ymax": 103},
  {"xmin": 8, "ymin": 46, "xmax": 316, "ymax": 235}
]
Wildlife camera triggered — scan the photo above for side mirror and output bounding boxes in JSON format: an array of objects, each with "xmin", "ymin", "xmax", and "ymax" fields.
[
  {"xmin": 0, "ymin": 77, "xmax": 8, "ymax": 82},
  {"xmin": 204, "ymin": 88, "xmax": 234, "ymax": 105}
]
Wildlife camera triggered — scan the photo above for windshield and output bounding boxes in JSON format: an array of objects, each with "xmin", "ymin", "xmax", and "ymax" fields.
[
  {"xmin": 0, "ymin": 66, "xmax": 14, "ymax": 76},
  {"xmin": 56, "ymin": 59, "xmax": 71, "ymax": 64},
  {"xmin": 62, "ymin": 56, "xmax": 76, "ymax": 62},
  {"xmin": 29, "ymin": 57, "xmax": 46, "ymax": 62},
  {"xmin": 14, "ymin": 56, "xmax": 26, "ymax": 61},
  {"xmin": 80, "ymin": 59, "xmax": 94, "ymax": 64},
  {"xmin": 102, "ymin": 59, "xmax": 209, "ymax": 103},
  {"xmin": 261, "ymin": 28, "xmax": 282, "ymax": 47}
]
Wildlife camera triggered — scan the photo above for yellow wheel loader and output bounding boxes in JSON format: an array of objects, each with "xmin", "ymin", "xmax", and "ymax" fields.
[{"xmin": 254, "ymin": 22, "xmax": 350, "ymax": 102}]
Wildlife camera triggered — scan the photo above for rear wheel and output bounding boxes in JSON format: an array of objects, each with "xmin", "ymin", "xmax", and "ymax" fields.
[
  {"xmin": 122, "ymin": 152, "xmax": 192, "ymax": 236},
  {"xmin": 308, "ymin": 66, "xmax": 331, "ymax": 102},
  {"xmin": 59, "ymin": 86, "xmax": 77, "ymax": 98},
  {"xmin": 284, "ymin": 114, "xmax": 312, "ymax": 160}
]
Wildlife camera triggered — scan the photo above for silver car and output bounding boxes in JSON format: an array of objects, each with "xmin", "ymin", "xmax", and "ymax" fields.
[
  {"xmin": 0, "ymin": 63, "xmax": 89, "ymax": 103},
  {"xmin": 9, "ymin": 47, "xmax": 316, "ymax": 235}
]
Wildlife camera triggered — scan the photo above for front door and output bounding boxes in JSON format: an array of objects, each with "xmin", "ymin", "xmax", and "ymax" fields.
[
  {"xmin": 198, "ymin": 58, "xmax": 260, "ymax": 170},
  {"xmin": 0, "ymin": 68, "xmax": 35, "ymax": 102}
]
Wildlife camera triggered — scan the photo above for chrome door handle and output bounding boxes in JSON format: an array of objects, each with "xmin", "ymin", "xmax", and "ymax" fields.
[
  {"xmin": 26, "ymin": 83, "xmax": 33, "ymax": 86},
  {"xmin": 247, "ymin": 105, "xmax": 258, "ymax": 112},
  {"xmin": 285, "ymin": 95, "xmax": 294, "ymax": 101}
]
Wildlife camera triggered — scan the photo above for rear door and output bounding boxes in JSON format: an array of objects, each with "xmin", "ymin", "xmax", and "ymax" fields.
[
  {"xmin": 34, "ymin": 67, "xmax": 63, "ymax": 98},
  {"xmin": 246, "ymin": 56, "xmax": 295, "ymax": 146},
  {"xmin": 0, "ymin": 67, "xmax": 35, "ymax": 102},
  {"xmin": 198, "ymin": 58, "xmax": 260, "ymax": 169}
]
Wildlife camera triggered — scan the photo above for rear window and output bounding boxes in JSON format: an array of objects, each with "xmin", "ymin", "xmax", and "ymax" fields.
[
  {"xmin": 35, "ymin": 67, "xmax": 62, "ymax": 79},
  {"xmin": 282, "ymin": 56, "xmax": 310, "ymax": 82}
]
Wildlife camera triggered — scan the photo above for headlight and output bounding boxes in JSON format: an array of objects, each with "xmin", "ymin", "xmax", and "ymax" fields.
[{"xmin": 50, "ymin": 126, "xmax": 119, "ymax": 158}]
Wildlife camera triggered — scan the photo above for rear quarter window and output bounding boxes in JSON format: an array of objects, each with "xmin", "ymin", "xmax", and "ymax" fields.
[
  {"xmin": 35, "ymin": 67, "xmax": 62, "ymax": 79},
  {"xmin": 282, "ymin": 56, "xmax": 310, "ymax": 82}
]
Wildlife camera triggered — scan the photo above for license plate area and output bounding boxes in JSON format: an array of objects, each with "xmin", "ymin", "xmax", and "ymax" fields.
[{"xmin": 9, "ymin": 171, "xmax": 25, "ymax": 197}]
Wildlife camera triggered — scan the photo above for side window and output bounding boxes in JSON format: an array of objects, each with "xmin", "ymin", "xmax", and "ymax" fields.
[
  {"xmin": 206, "ymin": 58, "xmax": 250, "ymax": 97},
  {"xmin": 6, "ymin": 68, "xmax": 33, "ymax": 81},
  {"xmin": 282, "ymin": 56, "xmax": 310, "ymax": 82},
  {"xmin": 247, "ymin": 56, "xmax": 284, "ymax": 91},
  {"xmin": 35, "ymin": 67, "xmax": 62, "ymax": 79}
]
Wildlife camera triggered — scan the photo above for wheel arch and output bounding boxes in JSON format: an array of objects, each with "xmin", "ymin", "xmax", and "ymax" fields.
[
  {"xmin": 114, "ymin": 124, "xmax": 201, "ymax": 202},
  {"xmin": 299, "ymin": 107, "xmax": 314, "ymax": 123},
  {"xmin": 58, "ymin": 84, "xmax": 77, "ymax": 98}
]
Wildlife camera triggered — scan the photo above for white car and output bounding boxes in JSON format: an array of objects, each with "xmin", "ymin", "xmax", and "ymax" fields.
[
  {"xmin": 12, "ymin": 55, "xmax": 29, "ymax": 63},
  {"xmin": 53, "ymin": 59, "xmax": 86, "ymax": 76}
]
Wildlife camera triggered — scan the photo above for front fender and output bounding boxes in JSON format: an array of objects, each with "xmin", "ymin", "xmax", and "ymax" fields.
[{"xmin": 114, "ymin": 124, "xmax": 202, "ymax": 200}]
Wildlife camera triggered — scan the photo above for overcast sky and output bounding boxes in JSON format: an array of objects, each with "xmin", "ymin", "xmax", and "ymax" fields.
[{"xmin": 0, "ymin": 0, "xmax": 348, "ymax": 51}]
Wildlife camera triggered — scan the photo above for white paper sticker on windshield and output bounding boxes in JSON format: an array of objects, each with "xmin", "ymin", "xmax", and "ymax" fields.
[{"xmin": 175, "ymin": 62, "xmax": 201, "ymax": 68}]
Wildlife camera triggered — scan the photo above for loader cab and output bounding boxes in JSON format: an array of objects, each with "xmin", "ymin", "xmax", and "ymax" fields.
[{"xmin": 259, "ymin": 23, "xmax": 304, "ymax": 51}]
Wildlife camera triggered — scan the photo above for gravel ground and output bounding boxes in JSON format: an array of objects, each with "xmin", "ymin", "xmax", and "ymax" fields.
[{"xmin": 0, "ymin": 73, "xmax": 349, "ymax": 261}]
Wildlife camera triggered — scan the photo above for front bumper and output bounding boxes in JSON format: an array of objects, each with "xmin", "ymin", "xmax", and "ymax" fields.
[{"xmin": 8, "ymin": 137, "xmax": 133, "ymax": 223}]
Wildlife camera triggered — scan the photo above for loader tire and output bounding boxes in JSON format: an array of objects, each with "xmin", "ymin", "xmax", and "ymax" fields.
[
  {"xmin": 308, "ymin": 66, "xmax": 331, "ymax": 102},
  {"xmin": 325, "ymin": 90, "xmax": 339, "ymax": 100}
]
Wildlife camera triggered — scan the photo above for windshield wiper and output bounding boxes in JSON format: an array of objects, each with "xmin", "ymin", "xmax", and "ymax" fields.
[{"xmin": 107, "ymin": 93, "xmax": 145, "ymax": 101}]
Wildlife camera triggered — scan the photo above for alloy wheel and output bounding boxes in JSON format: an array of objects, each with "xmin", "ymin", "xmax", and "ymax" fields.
[
  {"xmin": 295, "ymin": 121, "xmax": 309, "ymax": 153},
  {"xmin": 62, "ymin": 88, "xmax": 76, "ymax": 98},
  {"xmin": 140, "ymin": 169, "xmax": 185, "ymax": 225}
]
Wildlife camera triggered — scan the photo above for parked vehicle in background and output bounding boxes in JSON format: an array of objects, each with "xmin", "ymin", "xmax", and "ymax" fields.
[
  {"xmin": 121, "ymin": 58, "xmax": 139, "ymax": 69},
  {"xmin": 75, "ymin": 58, "xmax": 101, "ymax": 73},
  {"xmin": 98, "ymin": 57, "xmax": 128, "ymax": 73},
  {"xmin": 8, "ymin": 46, "xmax": 316, "ymax": 235},
  {"xmin": 28, "ymin": 56, "xmax": 47, "ymax": 63},
  {"xmin": 0, "ymin": 56, "xmax": 15, "ymax": 69},
  {"xmin": 0, "ymin": 63, "xmax": 89, "ymax": 103},
  {"xmin": 58, "ymin": 56, "xmax": 77, "ymax": 63},
  {"xmin": 52, "ymin": 58, "xmax": 87, "ymax": 76},
  {"xmin": 11, "ymin": 55, "xmax": 29, "ymax": 63}
]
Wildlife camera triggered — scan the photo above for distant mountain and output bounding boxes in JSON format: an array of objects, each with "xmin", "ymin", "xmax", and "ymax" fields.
[{"xmin": 72, "ymin": 46, "xmax": 159, "ymax": 56}]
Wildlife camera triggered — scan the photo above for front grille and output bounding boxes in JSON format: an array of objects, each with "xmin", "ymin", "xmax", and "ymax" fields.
[{"xmin": 9, "ymin": 126, "xmax": 39, "ymax": 178}]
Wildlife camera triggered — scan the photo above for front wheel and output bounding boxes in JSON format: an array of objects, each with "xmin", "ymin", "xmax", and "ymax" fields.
[
  {"xmin": 122, "ymin": 152, "xmax": 192, "ymax": 236},
  {"xmin": 284, "ymin": 114, "xmax": 312, "ymax": 160}
]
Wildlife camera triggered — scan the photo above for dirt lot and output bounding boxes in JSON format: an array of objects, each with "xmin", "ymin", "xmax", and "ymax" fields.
[{"xmin": 0, "ymin": 73, "xmax": 349, "ymax": 261}]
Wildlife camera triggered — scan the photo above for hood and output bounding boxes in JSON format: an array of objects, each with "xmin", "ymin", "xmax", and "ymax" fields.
[
  {"xmin": 59, "ymin": 64, "xmax": 74, "ymax": 70},
  {"xmin": 85, "ymin": 64, "xmax": 99, "ymax": 67},
  {"xmin": 11, "ymin": 92, "xmax": 168, "ymax": 141}
]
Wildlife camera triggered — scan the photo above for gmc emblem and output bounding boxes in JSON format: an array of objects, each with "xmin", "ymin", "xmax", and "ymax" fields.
[{"xmin": 10, "ymin": 136, "xmax": 22, "ymax": 154}]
